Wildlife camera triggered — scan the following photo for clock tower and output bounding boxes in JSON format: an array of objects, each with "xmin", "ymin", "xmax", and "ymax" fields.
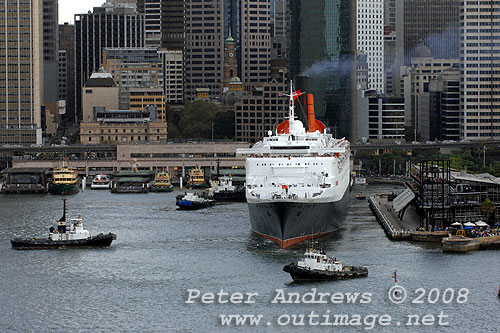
[{"xmin": 223, "ymin": 31, "xmax": 238, "ymax": 85}]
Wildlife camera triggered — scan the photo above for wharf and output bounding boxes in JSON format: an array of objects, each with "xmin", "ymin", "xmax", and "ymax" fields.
[
  {"xmin": 442, "ymin": 235, "xmax": 500, "ymax": 253},
  {"xmin": 368, "ymin": 196, "xmax": 411, "ymax": 240},
  {"xmin": 368, "ymin": 195, "xmax": 449, "ymax": 242},
  {"xmin": 0, "ymin": 167, "xmax": 50, "ymax": 194}
]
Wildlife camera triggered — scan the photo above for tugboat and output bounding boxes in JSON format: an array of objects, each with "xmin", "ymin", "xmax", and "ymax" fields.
[
  {"xmin": 176, "ymin": 192, "xmax": 215, "ymax": 210},
  {"xmin": 151, "ymin": 170, "xmax": 174, "ymax": 192},
  {"xmin": 187, "ymin": 167, "xmax": 208, "ymax": 189},
  {"xmin": 49, "ymin": 160, "xmax": 80, "ymax": 195},
  {"xmin": 210, "ymin": 176, "xmax": 245, "ymax": 202},
  {"xmin": 283, "ymin": 248, "xmax": 368, "ymax": 281},
  {"xmin": 91, "ymin": 174, "xmax": 111, "ymax": 189},
  {"xmin": 11, "ymin": 200, "xmax": 116, "ymax": 250}
]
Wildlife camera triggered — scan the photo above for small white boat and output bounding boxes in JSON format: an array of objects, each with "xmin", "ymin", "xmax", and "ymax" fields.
[
  {"xmin": 91, "ymin": 174, "xmax": 111, "ymax": 189},
  {"xmin": 355, "ymin": 176, "xmax": 368, "ymax": 186}
]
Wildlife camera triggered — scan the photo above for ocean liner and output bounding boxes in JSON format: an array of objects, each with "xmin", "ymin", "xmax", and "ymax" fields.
[{"xmin": 237, "ymin": 83, "xmax": 350, "ymax": 248}]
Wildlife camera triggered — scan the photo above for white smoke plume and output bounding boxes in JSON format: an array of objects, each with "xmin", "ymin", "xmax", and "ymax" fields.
[{"xmin": 300, "ymin": 57, "xmax": 353, "ymax": 77}]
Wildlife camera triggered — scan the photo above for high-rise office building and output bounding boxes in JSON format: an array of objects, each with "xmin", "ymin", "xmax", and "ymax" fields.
[
  {"xmin": 290, "ymin": 0, "xmax": 356, "ymax": 139},
  {"xmin": 102, "ymin": 48, "xmax": 164, "ymax": 109},
  {"xmin": 383, "ymin": 0, "xmax": 397, "ymax": 95},
  {"xmin": 271, "ymin": 0, "xmax": 289, "ymax": 60},
  {"xmin": 59, "ymin": 23, "xmax": 75, "ymax": 123},
  {"xmin": 137, "ymin": 0, "xmax": 186, "ymax": 50},
  {"xmin": 184, "ymin": 0, "xmax": 225, "ymax": 100},
  {"xmin": 364, "ymin": 95, "xmax": 405, "ymax": 140},
  {"xmin": 399, "ymin": 0, "xmax": 459, "ymax": 65},
  {"xmin": 421, "ymin": 68, "xmax": 460, "ymax": 141},
  {"xmin": 74, "ymin": 4, "xmax": 144, "ymax": 123},
  {"xmin": 384, "ymin": 0, "xmax": 396, "ymax": 27},
  {"xmin": 41, "ymin": 0, "xmax": 60, "ymax": 137},
  {"xmin": 357, "ymin": 0, "xmax": 384, "ymax": 93},
  {"xmin": 240, "ymin": 0, "xmax": 271, "ymax": 83},
  {"xmin": 0, "ymin": 0, "xmax": 44, "ymax": 144},
  {"xmin": 139, "ymin": 0, "xmax": 162, "ymax": 47},
  {"xmin": 401, "ymin": 55, "xmax": 459, "ymax": 137},
  {"xmin": 460, "ymin": 1, "xmax": 500, "ymax": 139},
  {"xmin": 43, "ymin": 0, "xmax": 59, "ymax": 102},
  {"xmin": 158, "ymin": 49, "xmax": 184, "ymax": 104}
]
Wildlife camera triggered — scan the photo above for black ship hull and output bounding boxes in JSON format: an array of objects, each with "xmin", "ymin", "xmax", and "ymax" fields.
[
  {"xmin": 11, "ymin": 233, "xmax": 116, "ymax": 250},
  {"xmin": 212, "ymin": 190, "xmax": 246, "ymax": 202},
  {"xmin": 283, "ymin": 263, "xmax": 368, "ymax": 281},
  {"xmin": 247, "ymin": 188, "xmax": 349, "ymax": 248},
  {"xmin": 49, "ymin": 182, "xmax": 80, "ymax": 195}
]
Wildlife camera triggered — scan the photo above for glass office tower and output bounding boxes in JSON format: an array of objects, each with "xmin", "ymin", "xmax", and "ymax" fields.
[{"xmin": 290, "ymin": 0, "xmax": 354, "ymax": 139}]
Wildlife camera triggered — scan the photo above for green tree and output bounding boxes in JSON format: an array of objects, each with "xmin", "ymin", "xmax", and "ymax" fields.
[
  {"xmin": 480, "ymin": 198, "xmax": 496, "ymax": 223},
  {"xmin": 177, "ymin": 101, "xmax": 220, "ymax": 139},
  {"xmin": 213, "ymin": 111, "xmax": 235, "ymax": 139}
]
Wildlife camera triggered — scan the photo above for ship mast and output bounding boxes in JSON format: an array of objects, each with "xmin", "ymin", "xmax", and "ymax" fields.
[
  {"xmin": 276, "ymin": 81, "xmax": 305, "ymax": 135},
  {"xmin": 289, "ymin": 81, "xmax": 295, "ymax": 122},
  {"xmin": 285, "ymin": 81, "xmax": 303, "ymax": 124}
]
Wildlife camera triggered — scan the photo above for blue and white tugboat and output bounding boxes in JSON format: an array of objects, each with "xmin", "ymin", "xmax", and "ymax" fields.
[
  {"xmin": 283, "ymin": 248, "xmax": 368, "ymax": 281},
  {"xmin": 176, "ymin": 192, "xmax": 215, "ymax": 210},
  {"xmin": 11, "ymin": 200, "xmax": 116, "ymax": 250}
]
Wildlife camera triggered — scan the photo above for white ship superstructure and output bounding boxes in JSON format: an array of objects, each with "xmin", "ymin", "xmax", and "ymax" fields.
[
  {"xmin": 238, "ymin": 83, "xmax": 350, "ymax": 248},
  {"xmin": 242, "ymin": 129, "xmax": 350, "ymax": 204}
]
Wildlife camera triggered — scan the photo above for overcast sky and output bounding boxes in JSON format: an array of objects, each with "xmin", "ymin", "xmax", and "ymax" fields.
[{"xmin": 59, "ymin": 0, "xmax": 104, "ymax": 24}]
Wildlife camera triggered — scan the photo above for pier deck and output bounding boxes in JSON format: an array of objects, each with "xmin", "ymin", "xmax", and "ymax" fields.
[
  {"xmin": 368, "ymin": 195, "xmax": 450, "ymax": 242},
  {"xmin": 368, "ymin": 196, "xmax": 413, "ymax": 240}
]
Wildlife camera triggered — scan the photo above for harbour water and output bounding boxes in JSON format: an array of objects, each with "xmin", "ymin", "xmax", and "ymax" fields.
[{"xmin": 1, "ymin": 184, "xmax": 499, "ymax": 332}]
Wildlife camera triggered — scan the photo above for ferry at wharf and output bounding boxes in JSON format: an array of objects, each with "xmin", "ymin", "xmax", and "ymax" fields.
[
  {"xmin": 151, "ymin": 171, "xmax": 174, "ymax": 192},
  {"xmin": 48, "ymin": 160, "xmax": 80, "ymax": 195},
  {"xmin": 237, "ymin": 82, "xmax": 350, "ymax": 248},
  {"xmin": 187, "ymin": 167, "xmax": 208, "ymax": 189}
]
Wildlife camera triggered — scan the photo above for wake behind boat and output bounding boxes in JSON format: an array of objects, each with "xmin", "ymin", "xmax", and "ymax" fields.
[
  {"xmin": 237, "ymin": 82, "xmax": 350, "ymax": 248},
  {"xmin": 11, "ymin": 199, "xmax": 116, "ymax": 250}
]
